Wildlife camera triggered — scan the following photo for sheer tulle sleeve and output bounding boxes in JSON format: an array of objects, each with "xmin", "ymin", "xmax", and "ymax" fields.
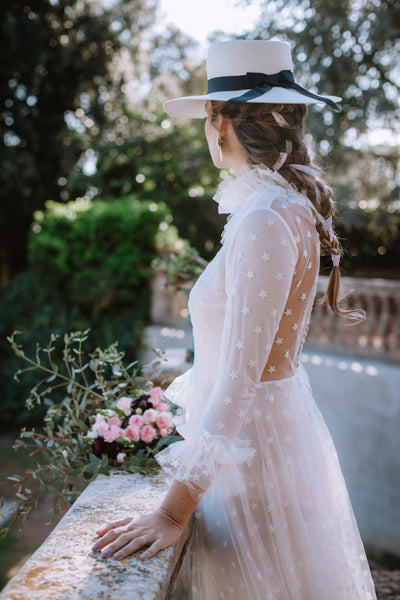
[{"xmin": 156, "ymin": 206, "xmax": 298, "ymax": 498}]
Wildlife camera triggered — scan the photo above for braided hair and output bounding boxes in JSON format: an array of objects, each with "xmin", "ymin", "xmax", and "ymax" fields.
[{"xmin": 207, "ymin": 100, "xmax": 364, "ymax": 320}]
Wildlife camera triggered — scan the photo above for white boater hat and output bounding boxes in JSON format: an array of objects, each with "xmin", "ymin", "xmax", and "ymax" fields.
[{"xmin": 163, "ymin": 40, "xmax": 341, "ymax": 118}]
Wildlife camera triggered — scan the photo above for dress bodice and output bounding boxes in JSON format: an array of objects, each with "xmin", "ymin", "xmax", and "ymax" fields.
[
  {"xmin": 158, "ymin": 163, "xmax": 321, "ymax": 497},
  {"xmin": 189, "ymin": 164, "xmax": 320, "ymax": 384}
]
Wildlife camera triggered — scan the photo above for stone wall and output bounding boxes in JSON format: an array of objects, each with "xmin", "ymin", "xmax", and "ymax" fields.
[{"xmin": 0, "ymin": 472, "xmax": 191, "ymax": 600}]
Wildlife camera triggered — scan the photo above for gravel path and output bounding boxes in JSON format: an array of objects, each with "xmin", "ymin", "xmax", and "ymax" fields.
[{"xmin": 371, "ymin": 562, "xmax": 400, "ymax": 599}]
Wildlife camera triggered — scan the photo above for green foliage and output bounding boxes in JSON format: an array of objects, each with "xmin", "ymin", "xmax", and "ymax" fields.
[
  {"xmin": 0, "ymin": 331, "xmax": 181, "ymax": 537},
  {"xmin": 68, "ymin": 107, "xmax": 225, "ymax": 261},
  {"xmin": 0, "ymin": 0, "xmax": 157, "ymax": 276},
  {"xmin": 29, "ymin": 195, "xmax": 169, "ymax": 311},
  {"xmin": 154, "ymin": 244, "xmax": 208, "ymax": 295},
  {"xmin": 245, "ymin": 0, "xmax": 400, "ymax": 272},
  {"xmin": 0, "ymin": 196, "xmax": 168, "ymax": 427}
]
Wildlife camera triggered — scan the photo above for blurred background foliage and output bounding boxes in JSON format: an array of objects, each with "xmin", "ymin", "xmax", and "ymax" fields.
[{"xmin": 0, "ymin": 0, "xmax": 399, "ymax": 426}]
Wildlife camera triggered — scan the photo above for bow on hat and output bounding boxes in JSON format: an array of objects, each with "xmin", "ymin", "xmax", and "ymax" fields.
[{"xmin": 207, "ymin": 70, "xmax": 341, "ymax": 112}]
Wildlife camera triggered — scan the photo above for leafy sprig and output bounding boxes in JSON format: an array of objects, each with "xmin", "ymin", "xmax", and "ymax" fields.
[{"xmin": 0, "ymin": 331, "xmax": 179, "ymax": 537}]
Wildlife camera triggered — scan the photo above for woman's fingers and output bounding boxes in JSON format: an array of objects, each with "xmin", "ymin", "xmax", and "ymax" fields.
[
  {"xmin": 108, "ymin": 534, "xmax": 151, "ymax": 560},
  {"xmin": 140, "ymin": 539, "xmax": 163, "ymax": 561},
  {"xmin": 92, "ymin": 520, "xmax": 138, "ymax": 552},
  {"xmin": 95, "ymin": 516, "xmax": 132, "ymax": 537}
]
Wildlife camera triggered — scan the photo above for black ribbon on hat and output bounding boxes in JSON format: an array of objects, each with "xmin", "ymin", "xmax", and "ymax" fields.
[{"xmin": 207, "ymin": 69, "xmax": 341, "ymax": 112}]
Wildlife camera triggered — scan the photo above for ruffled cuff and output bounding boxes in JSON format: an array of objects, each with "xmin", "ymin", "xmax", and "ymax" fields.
[{"xmin": 155, "ymin": 423, "xmax": 256, "ymax": 500}]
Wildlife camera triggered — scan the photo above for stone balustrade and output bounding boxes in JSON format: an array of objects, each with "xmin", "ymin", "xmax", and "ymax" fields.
[
  {"xmin": 307, "ymin": 276, "xmax": 400, "ymax": 363},
  {"xmin": 0, "ymin": 472, "xmax": 192, "ymax": 600},
  {"xmin": 151, "ymin": 271, "xmax": 400, "ymax": 363}
]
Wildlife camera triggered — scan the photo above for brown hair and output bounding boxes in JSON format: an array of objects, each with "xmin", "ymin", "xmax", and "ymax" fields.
[{"xmin": 207, "ymin": 100, "xmax": 364, "ymax": 321}]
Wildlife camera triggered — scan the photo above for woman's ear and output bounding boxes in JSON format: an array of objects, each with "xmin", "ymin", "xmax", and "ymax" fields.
[{"xmin": 217, "ymin": 113, "xmax": 229, "ymax": 137}]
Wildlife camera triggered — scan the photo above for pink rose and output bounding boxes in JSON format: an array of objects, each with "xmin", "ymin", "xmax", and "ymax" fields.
[
  {"xmin": 129, "ymin": 414, "xmax": 144, "ymax": 428},
  {"xmin": 117, "ymin": 452, "xmax": 126, "ymax": 464},
  {"xmin": 104, "ymin": 425, "xmax": 123, "ymax": 443},
  {"xmin": 143, "ymin": 408, "xmax": 158, "ymax": 423},
  {"xmin": 93, "ymin": 421, "xmax": 109, "ymax": 436},
  {"xmin": 141, "ymin": 425, "xmax": 156, "ymax": 444},
  {"xmin": 108, "ymin": 416, "xmax": 121, "ymax": 427},
  {"xmin": 156, "ymin": 402, "xmax": 169, "ymax": 412},
  {"xmin": 95, "ymin": 413, "xmax": 106, "ymax": 423},
  {"xmin": 156, "ymin": 412, "xmax": 173, "ymax": 430},
  {"xmin": 149, "ymin": 386, "xmax": 163, "ymax": 402},
  {"xmin": 159, "ymin": 428, "xmax": 169, "ymax": 437},
  {"xmin": 125, "ymin": 425, "xmax": 140, "ymax": 442},
  {"xmin": 116, "ymin": 397, "xmax": 132, "ymax": 416}
]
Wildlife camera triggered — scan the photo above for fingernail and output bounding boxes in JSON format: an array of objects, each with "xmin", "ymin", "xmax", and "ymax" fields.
[
  {"xmin": 141, "ymin": 552, "xmax": 147, "ymax": 560},
  {"xmin": 114, "ymin": 552, "xmax": 122, "ymax": 559},
  {"xmin": 91, "ymin": 544, "xmax": 98, "ymax": 552},
  {"xmin": 101, "ymin": 550, "xmax": 110, "ymax": 559}
]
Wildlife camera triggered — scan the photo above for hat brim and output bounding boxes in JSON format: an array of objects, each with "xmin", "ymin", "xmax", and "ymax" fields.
[{"xmin": 163, "ymin": 88, "xmax": 342, "ymax": 118}]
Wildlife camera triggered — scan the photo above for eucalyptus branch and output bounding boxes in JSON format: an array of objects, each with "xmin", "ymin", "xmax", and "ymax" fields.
[{"xmin": 1, "ymin": 330, "xmax": 180, "ymax": 537}]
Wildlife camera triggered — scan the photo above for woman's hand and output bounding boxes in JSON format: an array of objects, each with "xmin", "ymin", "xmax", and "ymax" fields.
[{"xmin": 91, "ymin": 507, "xmax": 184, "ymax": 561}]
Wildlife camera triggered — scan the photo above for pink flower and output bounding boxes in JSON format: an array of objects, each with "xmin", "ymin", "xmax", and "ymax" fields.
[
  {"xmin": 149, "ymin": 387, "xmax": 163, "ymax": 404},
  {"xmin": 129, "ymin": 414, "xmax": 144, "ymax": 428},
  {"xmin": 159, "ymin": 428, "xmax": 169, "ymax": 437},
  {"xmin": 95, "ymin": 413, "xmax": 106, "ymax": 423},
  {"xmin": 141, "ymin": 425, "xmax": 156, "ymax": 444},
  {"xmin": 93, "ymin": 421, "xmax": 109, "ymax": 436},
  {"xmin": 108, "ymin": 416, "xmax": 121, "ymax": 427},
  {"xmin": 156, "ymin": 412, "xmax": 173, "ymax": 430},
  {"xmin": 104, "ymin": 425, "xmax": 123, "ymax": 443},
  {"xmin": 156, "ymin": 402, "xmax": 169, "ymax": 412},
  {"xmin": 117, "ymin": 452, "xmax": 126, "ymax": 464},
  {"xmin": 143, "ymin": 408, "xmax": 158, "ymax": 423},
  {"xmin": 125, "ymin": 425, "xmax": 140, "ymax": 442},
  {"xmin": 116, "ymin": 397, "xmax": 132, "ymax": 416}
]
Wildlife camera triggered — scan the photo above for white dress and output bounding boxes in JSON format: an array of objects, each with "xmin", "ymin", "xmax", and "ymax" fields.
[{"xmin": 156, "ymin": 164, "xmax": 377, "ymax": 600}]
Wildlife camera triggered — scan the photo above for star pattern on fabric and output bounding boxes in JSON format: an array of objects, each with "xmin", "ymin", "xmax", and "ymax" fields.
[{"xmin": 155, "ymin": 185, "xmax": 375, "ymax": 600}]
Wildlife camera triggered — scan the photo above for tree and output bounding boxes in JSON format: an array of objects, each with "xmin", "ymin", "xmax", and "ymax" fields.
[
  {"xmin": 0, "ymin": 0, "xmax": 156, "ymax": 279},
  {"xmin": 243, "ymin": 0, "xmax": 400, "ymax": 273}
]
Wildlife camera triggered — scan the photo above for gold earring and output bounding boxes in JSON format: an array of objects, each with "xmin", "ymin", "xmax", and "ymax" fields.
[{"xmin": 216, "ymin": 137, "xmax": 223, "ymax": 163}]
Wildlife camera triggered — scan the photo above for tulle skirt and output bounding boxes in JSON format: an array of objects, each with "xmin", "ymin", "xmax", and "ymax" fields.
[{"xmin": 176, "ymin": 366, "xmax": 377, "ymax": 600}]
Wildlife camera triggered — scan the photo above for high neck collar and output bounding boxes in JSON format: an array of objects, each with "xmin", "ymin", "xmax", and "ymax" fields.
[{"xmin": 213, "ymin": 163, "xmax": 292, "ymax": 215}]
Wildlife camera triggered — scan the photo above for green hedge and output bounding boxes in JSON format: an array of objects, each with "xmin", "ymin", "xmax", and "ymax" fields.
[{"xmin": 0, "ymin": 195, "xmax": 169, "ymax": 427}]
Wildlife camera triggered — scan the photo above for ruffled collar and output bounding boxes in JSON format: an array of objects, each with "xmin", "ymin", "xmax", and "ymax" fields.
[{"xmin": 213, "ymin": 163, "xmax": 292, "ymax": 215}]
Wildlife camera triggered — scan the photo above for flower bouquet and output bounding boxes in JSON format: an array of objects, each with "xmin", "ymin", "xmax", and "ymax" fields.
[
  {"xmin": 0, "ymin": 330, "xmax": 180, "ymax": 536},
  {"xmin": 85, "ymin": 388, "xmax": 174, "ymax": 466}
]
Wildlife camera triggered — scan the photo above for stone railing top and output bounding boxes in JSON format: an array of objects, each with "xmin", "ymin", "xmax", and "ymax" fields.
[
  {"xmin": 317, "ymin": 275, "xmax": 400, "ymax": 296},
  {"xmin": 0, "ymin": 471, "xmax": 191, "ymax": 600}
]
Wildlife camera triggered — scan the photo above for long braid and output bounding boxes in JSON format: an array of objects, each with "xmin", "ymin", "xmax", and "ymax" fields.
[{"xmin": 208, "ymin": 100, "xmax": 365, "ymax": 321}]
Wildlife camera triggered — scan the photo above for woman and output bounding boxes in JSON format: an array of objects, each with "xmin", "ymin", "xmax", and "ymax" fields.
[{"xmin": 92, "ymin": 40, "xmax": 377, "ymax": 599}]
